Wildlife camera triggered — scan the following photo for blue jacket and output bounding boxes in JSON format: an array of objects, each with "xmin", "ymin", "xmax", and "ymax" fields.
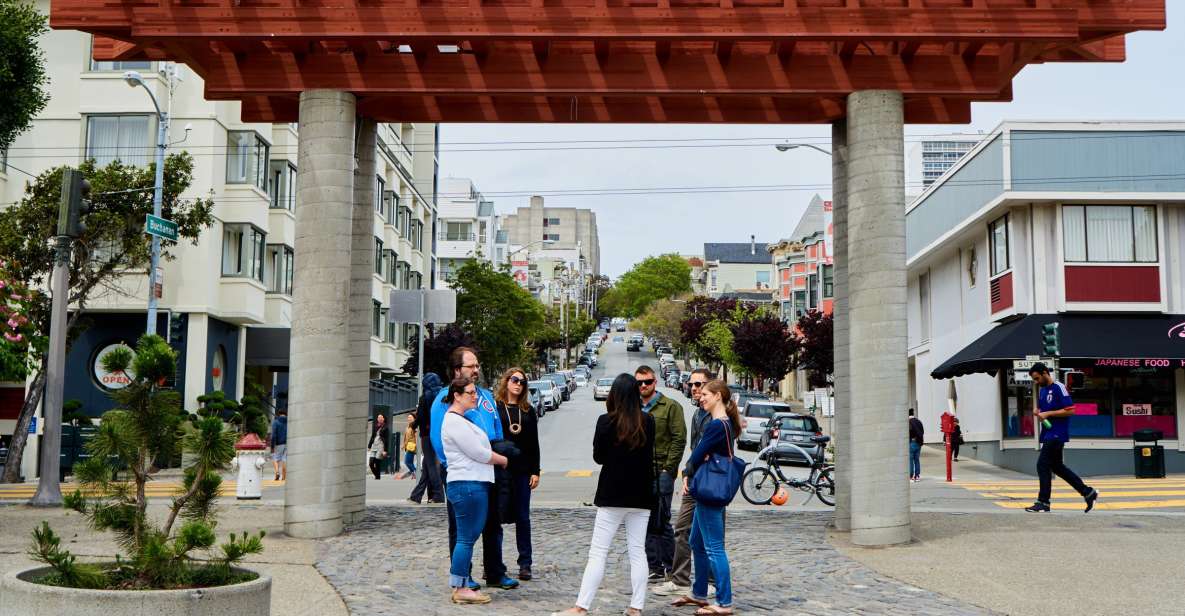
[
  {"xmin": 429, "ymin": 384, "xmax": 502, "ymax": 468},
  {"xmin": 269, "ymin": 416, "xmax": 287, "ymax": 446}
]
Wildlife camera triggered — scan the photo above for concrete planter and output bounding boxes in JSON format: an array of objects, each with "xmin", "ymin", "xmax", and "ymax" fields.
[{"xmin": 0, "ymin": 566, "xmax": 270, "ymax": 616}]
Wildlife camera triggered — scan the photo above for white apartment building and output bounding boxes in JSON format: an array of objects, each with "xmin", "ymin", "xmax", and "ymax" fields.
[
  {"xmin": 435, "ymin": 177, "xmax": 502, "ymax": 287},
  {"xmin": 501, "ymin": 195, "xmax": 601, "ymax": 277},
  {"xmin": 905, "ymin": 135, "xmax": 980, "ymax": 200},
  {"xmin": 0, "ymin": 6, "xmax": 437, "ymax": 455},
  {"xmin": 702, "ymin": 238, "xmax": 774, "ymax": 298}
]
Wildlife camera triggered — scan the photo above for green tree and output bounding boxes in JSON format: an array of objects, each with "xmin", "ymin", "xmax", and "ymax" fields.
[
  {"xmin": 0, "ymin": 257, "xmax": 42, "ymax": 381},
  {"xmin": 633, "ymin": 296, "xmax": 687, "ymax": 351},
  {"xmin": 451, "ymin": 260, "xmax": 546, "ymax": 379},
  {"xmin": 612, "ymin": 254, "xmax": 692, "ymax": 318},
  {"xmin": 0, "ymin": 0, "xmax": 50, "ymax": 151},
  {"xmin": 0, "ymin": 156, "xmax": 215, "ymax": 483},
  {"xmin": 731, "ymin": 307, "xmax": 798, "ymax": 388},
  {"xmin": 401, "ymin": 324, "xmax": 476, "ymax": 379},
  {"xmin": 702, "ymin": 320, "xmax": 739, "ymax": 381}
]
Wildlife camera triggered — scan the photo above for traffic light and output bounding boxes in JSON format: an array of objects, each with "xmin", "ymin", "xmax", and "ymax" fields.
[
  {"xmin": 1041, "ymin": 322, "xmax": 1060, "ymax": 357},
  {"xmin": 57, "ymin": 169, "xmax": 92, "ymax": 238}
]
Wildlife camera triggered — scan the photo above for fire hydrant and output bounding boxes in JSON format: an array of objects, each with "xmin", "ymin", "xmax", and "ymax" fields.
[{"xmin": 232, "ymin": 433, "xmax": 268, "ymax": 500}]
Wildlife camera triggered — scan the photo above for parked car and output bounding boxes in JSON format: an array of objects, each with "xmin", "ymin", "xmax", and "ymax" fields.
[
  {"xmin": 738, "ymin": 400, "xmax": 792, "ymax": 450},
  {"xmin": 560, "ymin": 370, "xmax": 577, "ymax": 393},
  {"xmin": 732, "ymin": 390, "xmax": 769, "ymax": 414},
  {"xmin": 665, "ymin": 372, "xmax": 682, "ymax": 388},
  {"xmin": 577, "ymin": 355, "xmax": 591, "ymax": 367},
  {"xmin": 612, "ymin": 336, "xmax": 625, "ymax": 343},
  {"xmin": 527, "ymin": 386, "xmax": 546, "ymax": 418},
  {"xmin": 582, "ymin": 352, "xmax": 599, "ymax": 367},
  {"xmin": 759, "ymin": 413, "xmax": 825, "ymax": 466},
  {"xmin": 574, "ymin": 365, "xmax": 591, "ymax": 378},
  {"xmin": 544, "ymin": 373, "xmax": 571, "ymax": 401},
  {"xmin": 593, "ymin": 377, "xmax": 613, "ymax": 401},
  {"xmin": 530, "ymin": 380, "xmax": 559, "ymax": 414},
  {"xmin": 679, "ymin": 373, "xmax": 692, "ymax": 395},
  {"xmin": 574, "ymin": 374, "xmax": 588, "ymax": 387}
]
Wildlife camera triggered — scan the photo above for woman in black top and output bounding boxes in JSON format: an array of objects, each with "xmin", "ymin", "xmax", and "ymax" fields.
[
  {"xmin": 494, "ymin": 367, "xmax": 542, "ymax": 581},
  {"xmin": 553, "ymin": 374, "xmax": 655, "ymax": 616}
]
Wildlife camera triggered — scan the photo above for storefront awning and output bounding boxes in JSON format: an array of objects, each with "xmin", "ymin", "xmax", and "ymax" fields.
[{"xmin": 931, "ymin": 313, "xmax": 1185, "ymax": 379}]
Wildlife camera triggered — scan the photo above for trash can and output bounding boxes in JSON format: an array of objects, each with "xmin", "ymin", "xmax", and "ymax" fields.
[{"xmin": 1132, "ymin": 429, "xmax": 1165, "ymax": 479}]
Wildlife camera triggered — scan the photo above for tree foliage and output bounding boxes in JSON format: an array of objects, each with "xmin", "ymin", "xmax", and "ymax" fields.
[
  {"xmin": 794, "ymin": 310, "xmax": 834, "ymax": 388},
  {"xmin": 450, "ymin": 260, "xmax": 545, "ymax": 378},
  {"xmin": 401, "ymin": 324, "xmax": 476, "ymax": 379},
  {"xmin": 37, "ymin": 334, "xmax": 262, "ymax": 590},
  {"xmin": 731, "ymin": 308, "xmax": 799, "ymax": 385},
  {"xmin": 633, "ymin": 297, "xmax": 686, "ymax": 348},
  {"xmin": 679, "ymin": 296, "xmax": 737, "ymax": 367},
  {"xmin": 0, "ymin": 257, "xmax": 42, "ymax": 381},
  {"xmin": 0, "ymin": 155, "xmax": 215, "ymax": 483},
  {"xmin": 0, "ymin": 0, "xmax": 50, "ymax": 152},
  {"xmin": 607, "ymin": 254, "xmax": 692, "ymax": 318}
]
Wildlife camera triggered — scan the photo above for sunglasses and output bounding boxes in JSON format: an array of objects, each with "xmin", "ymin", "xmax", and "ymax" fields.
[
  {"xmin": 463, "ymin": 389, "xmax": 477, "ymax": 397},
  {"xmin": 509, "ymin": 376, "xmax": 527, "ymax": 385},
  {"xmin": 636, "ymin": 378, "xmax": 656, "ymax": 387},
  {"xmin": 690, "ymin": 381, "xmax": 707, "ymax": 388}
]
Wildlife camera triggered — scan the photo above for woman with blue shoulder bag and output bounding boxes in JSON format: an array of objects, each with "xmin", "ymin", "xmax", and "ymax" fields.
[{"xmin": 671, "ymin": 380, "xmax": 745, "ymax": 615}]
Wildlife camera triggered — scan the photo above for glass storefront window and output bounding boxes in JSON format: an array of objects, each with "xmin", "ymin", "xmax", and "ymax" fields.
[{"xmin": 1002, "ymin": 367, "xmax": 1177, "ymax": 439}]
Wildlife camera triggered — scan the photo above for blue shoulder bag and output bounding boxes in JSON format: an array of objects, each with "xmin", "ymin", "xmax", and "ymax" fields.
[{"xmin": 689, "ymin": 422, "xmax": 748, "ymax": 507}]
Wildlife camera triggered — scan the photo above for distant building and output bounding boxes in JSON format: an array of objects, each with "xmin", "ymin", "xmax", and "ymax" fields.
[
  {"xmin": 683, "ymin": 255, "xmax": 706, "ymax": 294},
  {"xmin": 501, "ymin": 195, "xmax": 601, "ymax": 277},
  {"xmin": 906, "ymin": 135, "xmax": 981, "ymax": 200},
  {"xmin": 703, "ymin": 238, "xmax": 772, "ymax": 298},
  {"xmin": 769, "ymin": 194, "xmax": 833, "ymax": 323},
  {"xmin": 435, "ymin": 178, "xmax": 500, "ymax": 287}
]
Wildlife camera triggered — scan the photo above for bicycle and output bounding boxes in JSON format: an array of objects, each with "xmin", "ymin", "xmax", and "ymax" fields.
[{"xmin": 740, "ymin": 435, "xmax": 835, "ymax": 506}]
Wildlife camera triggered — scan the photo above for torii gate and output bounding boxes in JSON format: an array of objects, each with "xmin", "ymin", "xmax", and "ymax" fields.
[{"xmin": 51, "ymin": 0, "xmax": 1164, "ymax": 545}]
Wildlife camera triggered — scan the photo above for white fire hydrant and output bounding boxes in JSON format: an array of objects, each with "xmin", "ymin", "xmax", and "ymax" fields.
[{"xmin": 232, "ymin": 433, "xmax": 268, "ymax": 500}]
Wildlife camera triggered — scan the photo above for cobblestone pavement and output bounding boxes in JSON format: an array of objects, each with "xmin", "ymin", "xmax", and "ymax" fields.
[{"xmin": 316, "ymin": 506, "xmax": 993, "ymax": 616}]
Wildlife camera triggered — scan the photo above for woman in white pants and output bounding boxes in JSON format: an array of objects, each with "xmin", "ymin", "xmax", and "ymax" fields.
[{"xmin": 554, "ymin": 373, "xmax": 656, "ymax": 616}]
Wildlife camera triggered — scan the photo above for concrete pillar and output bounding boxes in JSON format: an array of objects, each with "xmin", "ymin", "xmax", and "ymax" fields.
[
  {"xmin": 343, "ymin": 118, "xmax": 377, "ymax": 525},
  {"xmin": 284, "ymin": 90, "xmax": 356, "ymax": 539},
  {"xmin": 183, "ymin": 313, "xmax": 209, "ymax": 412},
  {"xmin": 830, "ymin": 119, "xmax": 851, "ymax": 532},
  {"xmin": 846, "ymin": 90, "xmax": 910, "ymax": 547}
]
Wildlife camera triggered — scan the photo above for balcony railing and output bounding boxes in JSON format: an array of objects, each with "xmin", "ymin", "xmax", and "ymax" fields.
[{"xmin": 438, "ymin": 232, "xmax": 476, "ymax": 242}]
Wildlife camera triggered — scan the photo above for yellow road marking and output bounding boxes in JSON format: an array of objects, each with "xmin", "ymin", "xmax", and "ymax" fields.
[
  {"xmin": 983, "ymin": 490, "xmax": 1185, "ymax": 499},
  {"xmin": 993, "ymin": 499, "xmax": 1185, "ymax": 510},
  {"xmin": 565, "ymin": 470, "xmax": 594, "ymax": 478}
]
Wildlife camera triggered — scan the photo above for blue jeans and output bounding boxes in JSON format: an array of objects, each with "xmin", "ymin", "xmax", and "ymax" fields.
[
  {"xmin": 446, "ymin": 481, "xmax": 489, "ymax": 588},
  {"xmin": 909, "ymin": 441, "xmax": 922, "ymax": 478},
  {"xmin": 404, "ymin": 451, "xmax": 417, "ymax": 475},
  {"xmin": 512, "ymin": 472, "xmax": 533, "ymax": 570},
  {"xmin": 690, "ymin": 503, "xmax": 732, "ymax": 608}
]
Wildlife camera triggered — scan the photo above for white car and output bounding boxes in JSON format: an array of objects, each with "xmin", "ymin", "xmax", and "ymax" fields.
[
  {"xmin": 593, "ymin": 377, "xmax": 613, "ymax": 401},
  {"xmin": 738, "ymin": 400, "xmax": 794, "ymax": 450},
  {"xmin": 659, "ymin": 352, "xmax": 675, "ymax": 364},
  {"xmin": 574, "ymin": 374, "xmax": 588, "ymax": 387},
  {"xmin": 530, "ymin": 379, "xmax": 562, "ymax": 412}
]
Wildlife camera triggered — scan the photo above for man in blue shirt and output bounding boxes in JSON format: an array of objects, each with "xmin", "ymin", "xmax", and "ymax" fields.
[
  {"xmin": 1025, "ymin": 363, "xmax": 1099, "ymax": 513},
  {"xmin": 429, "ymin": 346, "xmax": 517, "ymax": 590}
]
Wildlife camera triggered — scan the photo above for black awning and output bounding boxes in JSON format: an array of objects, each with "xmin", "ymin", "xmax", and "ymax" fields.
[
  {"xmin": 245, "ymin": 326, "xmax": 290, "ymax": 367},
  {"xmin": 931, "ymin": 313, "xmax": 1185, "ymax": 379}
]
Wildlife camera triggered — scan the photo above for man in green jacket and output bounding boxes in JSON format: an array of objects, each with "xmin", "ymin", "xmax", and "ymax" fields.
[{"xmin": 635, "ymin": 364, "xmax": 688, "ymax": 582}]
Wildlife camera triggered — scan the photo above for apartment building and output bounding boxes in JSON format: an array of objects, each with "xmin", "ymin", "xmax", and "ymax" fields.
[
  {"xmin": 0, "ymin": 7, "xmax": 437, "ymax": 455},
  {"xmin": 501, "ymin": 195, "xmax": 601, "ymax": 277},
  {"xmin": 435, "ymin": 177, "xmax": 502, "ymax": 287},
  {"xmin": 907, "ymin": 122, "xmax": 1185, "ymax": 475},
  {"xmin": 905, "ymin": 135, "xmax": 980, "ymax": 200},
  {"xmin": 702, "ymin": 238, "xmax": 773, "ymax": 298},
  {"xmin": 769, "ymin": 194, "xmax": 834, "ymax": 323}
]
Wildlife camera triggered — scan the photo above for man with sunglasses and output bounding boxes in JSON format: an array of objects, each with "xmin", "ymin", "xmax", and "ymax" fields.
[
  {"xmin": 429, "ymin": 347, "xmax": 519, "ymax": 591},
  {"xmin": 654, "ymin": 368, "xmax": 716, "ymax": 598},
  {"xmin": 636, "ymin": 364, "xmax": 687, "ymax": 583}
]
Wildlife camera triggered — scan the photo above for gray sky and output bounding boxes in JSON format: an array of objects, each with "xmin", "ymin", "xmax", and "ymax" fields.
[{"xmin": 439, "ymin": 9, "xmax": 1183, "ymax": 279}]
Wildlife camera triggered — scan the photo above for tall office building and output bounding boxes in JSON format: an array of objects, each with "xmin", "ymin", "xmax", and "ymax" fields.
[
  {"xmin": 500, "ymin": 196, "xmax": 601, "ymax": 277},
  {"xmin": 905, "ymin": 135, "xmax": 981, "ymax": 200}
]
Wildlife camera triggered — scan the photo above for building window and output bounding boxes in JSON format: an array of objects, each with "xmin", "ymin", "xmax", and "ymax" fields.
[
  {"xmin": 919, "ymin": 271, "xmax": 931, "ymax": 343},
  {"xmin": 792, "ymin": 290, "xmax": 807, "ymax": 319},
  {"xmin": 543, "ymin": 233, "xmax": 560, "ymax": 242},
  {"xmin": 372, "ymin": 301, "xmax": 382, "ymax": 338},
  {"xmin": 412, "ymin": 219, "xmax": 423, "ymax": 251},
  {"xmin": 543, "ymin": 217, "xmax": 561, "ymax": 227},
  {"xmin": 222, "ymin": 223, "xmax": 265, "ymax": 281},
  {"xmin": 384, "ymin": 191, "xmax": 398, "ymax": 222},
  {"xmin": 755, "ymin": 270, "xmax": 771, "ymax": 289},
  {"xmin": 807, "ymin": 274, "xmax": 818, "ymax": 309},
  {"xmin": 226, "ymin": 131, "xmax": 269, "ymax": 191},
  {"xmin": 1063, "ymin": 205, "xmax": 1157, "ymax": 263},
  {"xmin": 822, "ymin": 264, "xmax": 834, "ymax": 298},
  {"xmin": 375, "ymin": 176, "xmax": 386, "ymax": 218},
  {"xmin": 265, "ymin": 244, "xmax": 294, "ymax": 294},
  {"xmin": 86, "ymin": 115, "xmax": 151, "ymax": 166},
  {"xmin": 268, "ymin": 161, "xmax": 296, "ymax": 210},
  {"xmin": 445, "ymin": 222, "xmax": 472, "ymax": 241},
  {"xmin": 988, "ymin": 214, "xmax": 1009, "ymax": 276},
  {"xmin": 375, "ymin": 238, "xmax": 384, "ymax": 275},
  {"xmin": 384, "ymin": 249, "xmax": 398, "ymax": 285},
  {"xmin": 89, "ymin": 57, "xmax": 151, "ymax": 71}
]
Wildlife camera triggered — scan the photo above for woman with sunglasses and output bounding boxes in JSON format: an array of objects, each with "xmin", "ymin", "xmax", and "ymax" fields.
[
  {"xmin": 441, "ymin": 376, "xmax": 509, "ymax": 605},
  {"xmin": 494, "ymin": 367, "xmax": 542, "ymax": 581},
  {"xmin": 554, "ymin": 373, "xmax": 655, "ymax": 616}
]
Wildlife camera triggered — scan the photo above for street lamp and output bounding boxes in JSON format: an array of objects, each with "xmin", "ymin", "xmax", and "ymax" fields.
[
  {"xmin": 123, "ymin": 70, "xmax": 169, "ymax": 336},
  {"xmin": 775, "ymin": 143, "xmax": 832, "ymax": 156},
  {"xmin": 507, "ymin": 238, "xmax": 557, "ymax": 261}
]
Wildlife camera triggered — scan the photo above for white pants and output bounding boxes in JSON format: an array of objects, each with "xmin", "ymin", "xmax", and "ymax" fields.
[{"xmin": 576, "ymin": 507, "xmax": 650, "ymax": 610}]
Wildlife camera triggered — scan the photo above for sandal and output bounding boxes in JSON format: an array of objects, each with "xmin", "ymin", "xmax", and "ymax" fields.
[
  {"xmin": 694, "ymin": 607, "xmax": 733, "ymax": 616},
  {"xmin": 671, "ymin": 596, "xmax": 709, "ymax": 608},
  {"xmin": 451, "ymin": 589, "xmax": 491, "ymax": 605}
]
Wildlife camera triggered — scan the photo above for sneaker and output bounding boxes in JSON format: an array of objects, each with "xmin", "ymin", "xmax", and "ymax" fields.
[
  {"xmin": 647, "ymin": 572, "xmax": 667, "ymax": 583},
  {"xmin": 467, "ymin": 580, "xmax": 482, "ymax": 591},
  {"xmin": 487, "ymin": 576, "xmax": 519, "ymax": 590},
  {"xmin": 652, "ymin": 581, "xmax": 689, "ymax": 597},
  {"xmin": 1084, "ymin": 488, "xmax": 1099, "ymax": 513},
  {"xmin": 518, "ymin": 568, "xmax": 532, "ymax": 581},
  {"xmin": 1025, "ymin": 502, "xmax": 1051, "ymax": 513}
]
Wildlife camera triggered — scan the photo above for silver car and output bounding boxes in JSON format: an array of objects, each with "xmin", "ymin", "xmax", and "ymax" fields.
[
  {"xmin": 593, "ymin": 377, "xmax": 613, "ymax": 401},
  {"xmin": 530, "ymin": 380, "xmax": 560, "ymax": 412},
  {"xmin": 738, "ymin": 400, "xmax": 794, "ymax": 450}
]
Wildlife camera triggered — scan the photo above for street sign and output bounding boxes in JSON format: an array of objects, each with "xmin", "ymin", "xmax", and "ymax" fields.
[
  {"xmin": 153, "ymin": 266, "xmax": 163, "ymax": 300},
  {"xmin": 1013, "ymin": 358, "xmax": 1057, "ymax": 371},
  {"xmin": 28, "ymin": 417, "xmax": 37, "ymax": 434},
  {"xmin": 145, "ymin": 214, "xmax": 178, "ymax": 241},
  {"xmin": 390, "ymin": 289, "xmax": 456, "ymax": 324}
]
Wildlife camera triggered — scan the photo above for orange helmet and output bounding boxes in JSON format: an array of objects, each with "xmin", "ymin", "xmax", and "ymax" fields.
[{"xmin": 771, "ymin": 487, "xmax": 789, "ymax": 506}]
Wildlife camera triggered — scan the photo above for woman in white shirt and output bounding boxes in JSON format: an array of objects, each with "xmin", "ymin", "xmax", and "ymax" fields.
[{"xmin": 442, "ymin": 376, "xmax": 508, "ymax": 605}]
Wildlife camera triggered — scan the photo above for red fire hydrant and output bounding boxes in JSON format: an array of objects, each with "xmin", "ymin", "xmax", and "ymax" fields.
[{"xmin": 939, "ymin": 411, "xmax": 956, "ymax": 482}]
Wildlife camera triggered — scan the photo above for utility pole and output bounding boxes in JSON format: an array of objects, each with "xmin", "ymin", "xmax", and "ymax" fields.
[{"xmin": 31, "ymin": 170, "xmax": 90, "ymax": 507}]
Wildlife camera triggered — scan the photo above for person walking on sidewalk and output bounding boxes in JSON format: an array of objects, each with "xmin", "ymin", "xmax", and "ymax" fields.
[
  {"xmin": 369, "ymin": 413, "xmax": 390, "ymax": 480},
  {"xmin": 671, "ymin": 379, "xmax": 741, "ymax": 615},
  {"xmin": 553, "ymin": 373, "xmax": 656, "ymax": 616},
  {"xmin": 409, "ymin": 373, "xmax": 445, "ymax": 503},
  {"xmin": 399, "ymin": 412, "xmax": 418, "ymax": 479},
  {"xmin": 1025, "ymin": 363, "xmax": 1099, "ymax": 513},
  {"xmin": 441, "ymin": 377, "xmax": 510, "ymax": 605},
  {"xmin": 654, "ymin": 368, "xmax": 715, "ymax": 599},
  {"xmin": 951, "ymin": 417, "xmax": 964, "ymax": 462},
  {"xmin": 908, "ymin": 409, "xmax": 924, "ymax": 482},
  {"xmin": 636, "ymin": 364, "xmax": 687, "ymax": 583},
  {"xmin": 268, "ymin": 408, "xmax": 287, "ymax": 481},
  {"xmin": 495, "ymin": 367, "xmax": 542, "ymax": 581}
]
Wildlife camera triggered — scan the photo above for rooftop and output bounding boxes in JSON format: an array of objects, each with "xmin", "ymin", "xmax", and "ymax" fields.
[{"xmin": 705, "ymin": 242, "xmax": 771, "ymax": 264}]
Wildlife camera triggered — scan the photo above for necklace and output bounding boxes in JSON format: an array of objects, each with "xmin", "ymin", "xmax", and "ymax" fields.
[{"xmin": 503, "ymin": 403, "xmax": 523, "ymax": 435}]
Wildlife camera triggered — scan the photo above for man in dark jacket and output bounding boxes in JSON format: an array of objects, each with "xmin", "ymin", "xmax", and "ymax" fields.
[
  {"xmin": 408, "ymin": 373, "xmax": 445, "ymax": 503},
  {"xmin": 909, "ymin": 408, "xmax": 924, "ymax": 482}
]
